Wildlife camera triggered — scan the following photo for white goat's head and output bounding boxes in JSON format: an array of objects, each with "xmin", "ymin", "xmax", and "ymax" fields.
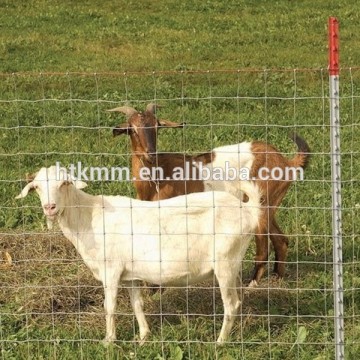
[
  {"xmin": 108, "ymin": 103, "xmax": 184, "ymax": 164},
  {"xmin": 16, "ymin": 166, "xmax": 87, "ymax": 226}
]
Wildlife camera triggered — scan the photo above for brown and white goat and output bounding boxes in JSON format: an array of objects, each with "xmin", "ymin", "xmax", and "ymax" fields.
[{"xmin": 109, "ymin": 104, "xmax": 310, "ymax": 286}]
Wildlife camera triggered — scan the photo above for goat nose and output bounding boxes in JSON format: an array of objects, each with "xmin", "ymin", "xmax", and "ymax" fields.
[{"xmin": 44, "ymin": 204, "xmax": 56, "ymax": 211}]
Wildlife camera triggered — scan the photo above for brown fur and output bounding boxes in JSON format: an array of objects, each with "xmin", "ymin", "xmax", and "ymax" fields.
[
  {"xmin": 193, "ymin": 152, "xmax": 215, "ymax": 165},
  {"xmin": 249, "ymin": 134, "xmax": 310, "ymax": 283},
  {"xmin": 132, "ymin": 153, "xmax": 207, "ymax": 201}
]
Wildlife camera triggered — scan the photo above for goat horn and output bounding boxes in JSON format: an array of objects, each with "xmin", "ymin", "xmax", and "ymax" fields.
[
  {"xmin": 145, "ymin": 103, "xmax": 161, "ymax": 114},
  {"xmin": 107, "ymin": 106, "xmax": 138, "ymax": 118}
]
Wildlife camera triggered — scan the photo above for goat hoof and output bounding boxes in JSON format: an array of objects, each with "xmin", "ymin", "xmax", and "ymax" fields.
[
  {"xmin": 138, "ymin": 332, "xmax": 150, "ymax": 346},
  {"xmin": 102, "ymin": 336, "xmax": 116, "ymax": 347},
  {"xmin": 248, "ymin": 280, "xmax": 258, "ymax": 288},
  {"xmin": 216, "ymin": 338, "xmax": 227, "ymax": 346},
  {"xmin": 271, "ymin": 271, "xmax": 282, "ymax": 279},
  {"xmin": 101, "ymin": 339, "xmax": 112, "ymax": 347}
]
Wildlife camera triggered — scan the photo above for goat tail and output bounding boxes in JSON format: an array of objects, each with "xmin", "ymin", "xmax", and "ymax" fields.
[{"xmin": 288, "ymin": 132, "xmax": 311, "ymax": 169}]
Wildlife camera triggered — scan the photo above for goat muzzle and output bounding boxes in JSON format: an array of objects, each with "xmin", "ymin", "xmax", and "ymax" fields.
[{"xmin": 43, "ymin": 203, "xmax": 58, "ymax": 217}]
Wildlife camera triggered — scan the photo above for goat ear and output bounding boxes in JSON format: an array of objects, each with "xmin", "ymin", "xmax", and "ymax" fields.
[
  {"xmin": 158, "ymin": 119, "xmax": 185, "ymax": 129},
  {"xmin": 15, "ymin": 181, "xmax": 35, "ymax": 199},
  {"xmin": 113, "ymin": 123, "xmax": 132, "ymax": 137},
  {"xmin": 62, "ymin": 179, "xmax": 87, "ymax": 190},
  {"xmin": 74, "ymin": 180, "xmax": 87, "ymax": 190}
]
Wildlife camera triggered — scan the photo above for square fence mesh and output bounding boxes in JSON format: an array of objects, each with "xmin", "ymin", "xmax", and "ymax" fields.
[{"xmin": 0, "ymin": 69, "xmax": 359, "ymax": 359}]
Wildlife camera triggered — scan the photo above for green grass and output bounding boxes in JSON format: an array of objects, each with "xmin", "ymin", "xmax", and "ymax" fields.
[
  {"xmin": 1, "ymin": 0, "xmax": 360, "ymax": 72},
  {"xmin": 1, "ymin": 1, "xmax": 360, "ymax": 359}
]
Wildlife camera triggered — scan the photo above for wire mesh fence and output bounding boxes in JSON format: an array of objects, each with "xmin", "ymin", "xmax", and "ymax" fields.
[{"xmin": 0, "ymin": 68, "xmax": 359, "ymax": 359}]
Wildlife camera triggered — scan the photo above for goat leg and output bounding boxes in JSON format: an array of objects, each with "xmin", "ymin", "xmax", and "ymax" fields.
[
  {"xmin": 103, "ymin": 284, "xmax": 119, "ymax": 344},
  {"xmin": 127, "ymin": 281, "xmax": 150, "ymax": 344},
  {"xmin": 249, "ymin": 232, "xmax": 269, "ymax": 287},
  {"xmin": 269, "ymin": 219, "xmax": 289, "ymax": 278},
  {"xmin": 216, "ymin": 278, "xmax": 240, "ymax": 343}
]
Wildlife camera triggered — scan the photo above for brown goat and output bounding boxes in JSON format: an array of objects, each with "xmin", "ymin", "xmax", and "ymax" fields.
[
  {"xmin": 109, "ymin": 103, "xmax": 209, "ymax": 200},
  {"xmin": 109, "ymin": 104, "xmax": 310, "ymax": 286}
]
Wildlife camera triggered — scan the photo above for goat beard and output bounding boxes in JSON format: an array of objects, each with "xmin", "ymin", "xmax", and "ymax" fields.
[{"xmin": 46, "ymin": 217, "xmax": 55, "ymax": 230}]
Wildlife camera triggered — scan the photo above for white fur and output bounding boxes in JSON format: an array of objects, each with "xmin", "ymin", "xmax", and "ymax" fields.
[
  {"xmin": 203, "ymin": 142, "xmax": 254, "ymax": 198},
  {"xmin": 16, "ymin": 166, "xmax": 261, "ymax": 344}
]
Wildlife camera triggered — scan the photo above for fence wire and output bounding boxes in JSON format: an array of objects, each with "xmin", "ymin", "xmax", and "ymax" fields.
[{"xmin": 0, "ymin": 69, "xmax": 359, "ymax": 359}]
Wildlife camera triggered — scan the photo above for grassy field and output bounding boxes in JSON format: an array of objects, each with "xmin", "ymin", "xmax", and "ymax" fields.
[{"xmin": 1, "ymin": 1, "xmax": 360, "ymax": 359}]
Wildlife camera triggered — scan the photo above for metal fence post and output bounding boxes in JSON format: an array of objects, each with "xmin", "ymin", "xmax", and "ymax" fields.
[{"xmin": 328, "ymin": 16, "xmax": 345, "ymax": 360}]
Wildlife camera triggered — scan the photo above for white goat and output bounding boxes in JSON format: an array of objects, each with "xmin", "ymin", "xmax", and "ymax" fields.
[{"xmin": 16, "ymin": 166, "xmax": 261, "ymax": 344}]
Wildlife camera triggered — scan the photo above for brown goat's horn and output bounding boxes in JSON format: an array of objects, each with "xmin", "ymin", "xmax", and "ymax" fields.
[
  {"xmin": 145, "ymin": 103, "xmax": 161, "ymax": 114},
  {"xmin": 107, "ymin": 106, "xmax": 138, "ymax": 118}
]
